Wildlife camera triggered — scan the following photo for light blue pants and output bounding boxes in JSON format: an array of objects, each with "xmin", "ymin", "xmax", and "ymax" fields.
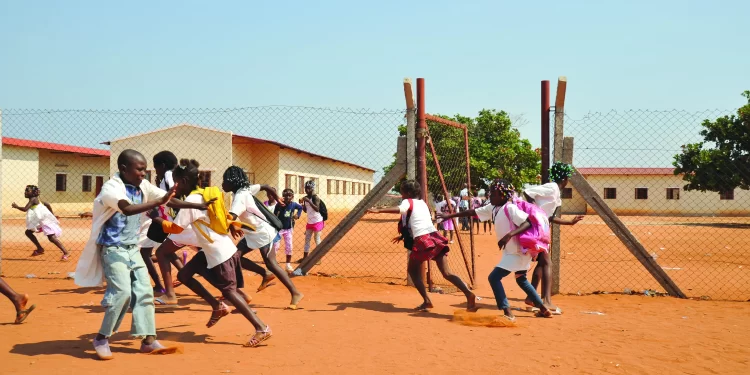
[{"xmin": 99, "ymin": 244, "xmax": 156, "ymax": 337}]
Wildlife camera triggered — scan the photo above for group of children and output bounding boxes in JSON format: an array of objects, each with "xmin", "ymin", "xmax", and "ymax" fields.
[{"xmin": 370, "ymin": 162, "xmax": 582, "ymax": 321}]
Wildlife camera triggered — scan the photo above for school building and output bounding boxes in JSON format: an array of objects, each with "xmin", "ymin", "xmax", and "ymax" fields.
[
  {"xmin": 1, "ymin": 137, "xmax": 110, "ymax": 218},
  {"xmin": 104, "ymin": 124, "xmax": 375, "ymax": 211},
  {"xmin": 560, "ymin": 168, "xmax": 750, "ymax": 216}
]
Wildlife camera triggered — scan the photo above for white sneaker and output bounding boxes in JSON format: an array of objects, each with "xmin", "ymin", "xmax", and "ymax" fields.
[
  {"xmin": 93, "ymin": 338, "xmax": 113, "ymax": 360},
  {"xmin": 285, "ymin": 264, "xmax": 293, "ymax": 272}
]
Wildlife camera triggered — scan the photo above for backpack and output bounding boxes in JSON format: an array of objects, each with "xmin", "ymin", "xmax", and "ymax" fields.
[
  {"xmin": 504, "ymin": 198, "xmax": 551, "ymax": 259},
  {"xmin": 251, "ymin": 195, "xmax": 284, "ymax": 231},
  {"xmin": 311, "ymin": 195, "xmax": 328, "ymax": 221},
  {"xmin": 192, "ymin": 187, "xmax": 232, "ymax": 242},
  {"xmin": 397, "ymin": 199, "xmax": 414, "ymax": 250}
]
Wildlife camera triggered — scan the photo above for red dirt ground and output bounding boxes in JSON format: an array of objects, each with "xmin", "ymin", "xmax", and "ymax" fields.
[{"xmin": 1, "ymin": 226, "xmax": 750, "ymax": 374}]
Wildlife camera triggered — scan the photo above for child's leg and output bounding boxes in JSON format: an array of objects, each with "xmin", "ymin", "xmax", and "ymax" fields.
[
  {"xmin": 96, "ymin": 246, "xmax": 135, "ymax": 341},
  {"xmin": 237, "ymin": 240, "xmax": 276, "ymax": 292},
  {"xmin": 155, "ymin": 239, "xmax": 183, "ymax": 302},
  {"xmin": 0, "ymin": 277, "xmax": 35, "ymax": 322},
  {"xmin": 407, "ymin": 258, "xmax": 431, "ymax": 309},
  {"xmin": 46, "ymin": 235, "xmax": 69, "ymax": 256},
  {"xmin": 314, "ymin": 230, "xmax": 322, "ymax": 247},
  {"xmin": 259, "ymin": 243, "xmax": 303, "ymax": 307},
  {"xmin": 433, "ymin": 253, "xmax": 476, "ymax": 310},
  {"xmin": 127, "ymin": 246, "xmax": 158, "ymax": 342},
  {"xmin": 514, "ymin": 271, "xmax": 548, "ymax": 313},
  {"xmin": 536, "ymin": 251, "xmax": 557, "ymax": 309},
  {"xmin": 282, "ymin": 229, "xmax": 294, "ymax": 268},
  {"xmin": 25, "ymin": 230, "xmax": 44, "ymax": 253},
  {"xmin": 177, "ymin": 253, "xmax": 229, "ymax": 328},
  {"xmin": 140, "ymin": 247, "xmax": 165, "ymax": 293},
  {"xmin": 303, "ymin": 229, "xmax": 313, "ymax": 256},
  {"xmin": 487, "ymin": 267, "xmax": 513, "ymax": 317}
]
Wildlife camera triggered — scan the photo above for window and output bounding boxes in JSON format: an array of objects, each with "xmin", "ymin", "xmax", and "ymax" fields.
[
  {"xmin": 285, "ymin": 174, "xmax": 294, "ymax": 190},
  {"xmin": 145, "ymin": 171, "xmax": 152, "ymax": 183},
  {"xmin": 245, "ymin": 171, "xmax": 255, "ymax": 184},
  {"xmin": 199, "ymin": 171, "xmax": 212, "ymax": 188},
  {"xmin": 604, "ymin": 188, "xmax": 617, "ymax": 200},
  {"xmin": 327, "ymin": 180, "xmax": 333, "ymax": 194},
  {"xmin": 561, "ymin": 188, "xmax": 573, "ymax": 199},
  {"xmin": 344, "ymin": 181, "xmax": 349, "ymax": 195},
  {"xmin": 82, "ymin": 175, "xmax": 93, "ymax": 192},
  {"xmin": 635, "ymin": 188, "xmax": 648, "ymax": 200},
  {"xmin": 95, "ymin": 176, "xmax": 105, "ymax": 196},
  {"xmin": 720, "ymin": 189, "xmax": 735, "ymax": 200},
  {"xmin": 56, "ymin": 173, "xmax": 67, "ymax": 192},
  {"xmin": 337, "ymin": 180, "xmax": 342, "ymax": 195},
  {"xmin": 354, "ymin": 182, "xmax": 359, "ymax": 195},
  {"xmin": 298, "ymin": 176, "xmax": 306, "ymax": 194},
  {"xmin": 666, "ymin": 188, "xmax": 680, "ymax": 200}
]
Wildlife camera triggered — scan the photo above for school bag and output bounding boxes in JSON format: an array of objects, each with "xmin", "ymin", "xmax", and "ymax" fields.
[
  {"xmin": 251, "ymin": 195, "xmax": 284, "ymax": 231},
  {"xmin": 191, "ymin": 187, "xmax": 233, "ymax": 243},
  {"xmin": 310, "ymin": 195, "xmax": 328, "ymax": 221},
  {"xmin": 397, "ymin": 199, "xmax": 414, "ymax": 250},
  {"xmin": 503, "ymin": 198, "xmax": 551, "ymax": 259}
]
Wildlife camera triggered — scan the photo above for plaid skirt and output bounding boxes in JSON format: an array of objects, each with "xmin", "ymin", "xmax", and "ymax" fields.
[{"xmin": 410, "ymin": 231, "xmax": 450, "ymax": 262}]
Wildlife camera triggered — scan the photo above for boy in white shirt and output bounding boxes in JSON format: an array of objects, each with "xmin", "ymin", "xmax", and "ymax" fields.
[
  {"xmin": 367, "ymin": 180, "xmax": 476, "ymax": 312},
  {"xmin": 439, "ymin": 179, "xmax": 552, "ymax": 321},
  {"xmin": 163, "ymin": 159, "xmax": 272, "ymax": 347}
]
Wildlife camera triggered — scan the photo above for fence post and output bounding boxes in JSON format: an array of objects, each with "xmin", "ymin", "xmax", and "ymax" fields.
[
  {"xmin": 541, "ymin": 80, "xmax": 551, "ymax": 183},
  {"xmin": 416, "ymin": 78, "xmax": 431, "ymax": 289},
  {"xmin": 550, "ymin": 77, "xmax": 567, "ymax": 295},
  {"xmin": 404, "ymin": 78, "xmax": 417, "ymax": 286}
]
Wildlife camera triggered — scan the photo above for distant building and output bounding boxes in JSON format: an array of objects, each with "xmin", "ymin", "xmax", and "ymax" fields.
[
  {"xmin": 2, "ymin": 137, "xmax": 110, "ymax": 218},
  {"xmin": 104, "ymin": 124, "xmax": 374, "ymax": 211},
  {"xmin": 561, "ymin": 168, "xmax": 749, "ymax": 216}
]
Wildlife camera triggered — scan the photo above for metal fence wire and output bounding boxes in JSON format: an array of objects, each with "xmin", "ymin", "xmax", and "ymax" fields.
[
  {"xmin": 555, "ymin": 108, "xmax": 750, "ymax": 301},
  {"xmin": 0, "ymin": 106, "xmax": 417, "ymax": 285}
]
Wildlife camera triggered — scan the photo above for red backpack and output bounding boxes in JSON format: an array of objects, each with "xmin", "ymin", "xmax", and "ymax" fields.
[{"xmin": 504, "ymin": 198, "xmax": 551, "ymax": 259}]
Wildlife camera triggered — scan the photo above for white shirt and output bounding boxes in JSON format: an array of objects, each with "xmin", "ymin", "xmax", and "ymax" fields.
[
  {"xmin": 434, "ymin": 201, "xmax": 446, "ymax": 223},
  {"xmin": 75, "ymin": 173, "xmax": 167, "ymax": 287},
  {"xmin": 304, "ymin": 197, "xmax": 324, "ymax": 224},
  {"xmin": 172, "ymin": 193, "xmax": 237, "ymax": 269},
  {"xmin": 459, "ymin": 188, "xmax": 469, "ymax": 208},
  {"xmin": 230, "ymin": 185, "xmax": 278, "ymax": 249},
  {"xmin": 477, "ymin": 189, "xmax": 486, "ymax": 198},
  {"xmin": 26, "ymin": 203, "xmax": 59, "ymax": 231},
  {"xmin": 159, "ymin": 170, "xmax": 174, "ymax": 191},
  {"xmin": 475, "ymin": 202, "xmax": 532, "ymax": 272},
  {"xmin": 523, "ymin": 182, "xmax": 561, "ymax": 218},
  {"xmin": 398, "ymin": 199, "xmax": 436, "ymax": 238}
]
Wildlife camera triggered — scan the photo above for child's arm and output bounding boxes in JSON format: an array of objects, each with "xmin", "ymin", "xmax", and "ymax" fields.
[
  {"xmin": 42, "ymin": 201, "xmax": 54, "ymax": 214},
  {"xmin": 437, "ymin": 208, "xmax": 477, "ymax": 221},
  {"xmin": 118, "ymin": 185, "xmax": 177, "ymax": 216},
  {"xmin": 166, "ymin": 197, "xmax": 215, "ymax": 211},
  {"xmin": 11, "ymin": 198, "xmax": 35, "ymax": 212},
  {"xmin": 295, "ymin": 203, "xmax": 303, "ymax": 219},
  {"xmin": 551, "ymin": 215, "xmax": 584, "ymax": 225},
  {"xmin": 497, "ymin": 220, "xmax": 532, "ymax": 249},
  {"xmin": 366, "ymin": 206, "xmax": 400, "ymax": 214},
  {"xmin": 259, "ymin": 185, "xmax": 284, "ymax": 207},
  {"xmin": 302, "ymin": 195, "xmax": 320, "ymax": 211}
]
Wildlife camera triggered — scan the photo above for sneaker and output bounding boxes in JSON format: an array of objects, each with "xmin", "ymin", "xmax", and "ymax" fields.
[
  {"xmin": 285, "ymin": 264, "xmax": 293, "ymax": 272},
  {"xmin": 140, "ymin": 340, "xmax": 166, "ymax": 353},
  {"xmin": 93, "ymin": 338, "xmax": 113, "ymax": 360}
]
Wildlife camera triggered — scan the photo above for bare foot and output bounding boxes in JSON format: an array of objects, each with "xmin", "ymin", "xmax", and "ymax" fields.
[
  {"xmin": 14, "ymin": 294, "xmax": 29, "ymax": 312},
  {"xmin": 156, "ymin": 296, "xmax": 179, "ymax": 306},
  {"xmin": 14, "ymin": 294, "xmax": 36, "ymax": 324},
  {"xmin": 524, "ymin": 298, "xmax": 534, "ymax": 307},
  {"xmin": 466, "ymin": 293, "xmax": 479, "ymax": 312},
  {"xmin": 414, "ymin": 302, "xmax": 434, "ymax": 312},
  {"xmin": 287, "ymin": 293, "xmax": 304, "ymax": 310},
  {"xmin": 257, "ymin": 274, "xmax": 276, "ymax": 292}
]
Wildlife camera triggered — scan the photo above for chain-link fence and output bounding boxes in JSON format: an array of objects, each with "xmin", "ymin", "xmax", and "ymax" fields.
[
  {"xmin": 0, "ymin": 107, "xmax": 419, "ymax": 285},
  {"xmin": 555, "ymin": 109, "xmax": 750, "ymax": 300}
]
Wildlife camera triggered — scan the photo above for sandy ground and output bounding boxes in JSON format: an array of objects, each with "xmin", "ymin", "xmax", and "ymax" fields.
[{"xmin": 1, "ymin": 225, "xmax": 750, "ymax": 374}]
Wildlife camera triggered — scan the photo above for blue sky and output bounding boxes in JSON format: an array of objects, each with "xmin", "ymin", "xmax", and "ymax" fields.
[{"xmin": 1, "ymin": 1, "xmax": 748, "ymax": 171}]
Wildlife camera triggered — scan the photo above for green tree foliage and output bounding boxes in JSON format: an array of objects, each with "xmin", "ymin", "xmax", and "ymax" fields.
[
  {"xmin": 384, "ymin": 109, "xmax": 540, "ymax": 197},
  {"xmin": 673, "ymin": 91, "xmax": 750, "ymax": 192}
]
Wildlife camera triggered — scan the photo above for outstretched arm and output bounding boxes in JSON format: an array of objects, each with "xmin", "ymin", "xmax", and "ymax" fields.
[
  {"xmin": 551, "ymin": 215, "xmax": 584, "ymax": 225},
  {"xmin": 437, "ymin": 208, "xmax": 477, "ymax": 221},
  {"xmin": 11, "ymin": 199, "xmax": 34, "ymax": 212},
  {"xmin": 119, "ymin": 185, "xmax": 177, "ymax": 216},
  {"xmin": 258, "ymin": 185, "xmax": 284, "ymax": 207},
  {"xmin": 367, "ymin": 206, "xmax": 400, "ymax": 214}
]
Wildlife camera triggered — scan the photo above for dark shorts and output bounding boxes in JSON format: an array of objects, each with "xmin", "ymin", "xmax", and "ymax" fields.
[
  {"xmin": 238, "ymin": 238, "xmax": 274, "ymax": 256},
  {"xmin": 410, "ymin": 231, "xmax": 450, "ymax": 262},
  {"xmin": 182, "ymin": 250, "xmax": 245, "ymax": 294}
]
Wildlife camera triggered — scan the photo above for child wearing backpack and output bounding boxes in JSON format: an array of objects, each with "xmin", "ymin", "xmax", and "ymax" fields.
[
  {"xmin": 438, "ymin": 179, "xmax": 553, "ymax": 321},
  {"xmin": 367, "ymin": 180, "xmax": 476, "ymax": 312},
  {"xmin": 301, "ymin": 180, "xmax": 327, "ymax": 263},
  {"xmin": 223, "ymin": 166, "xmax": 304, "ymax": 310},
  {"xmin": 162, "ymin": 159, "xmax": 272, "ymax": 347},
  {"xmin": 522, "ymin": 162, "xmax": 584, "ymax": 314}
]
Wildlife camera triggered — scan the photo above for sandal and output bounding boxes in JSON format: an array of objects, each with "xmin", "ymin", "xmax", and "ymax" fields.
[
  {"xmin": 30, "ymin": 250, "xmax": 44, "ymax": 257},
  {"xmin": 535, "ymin": 310, "xmax": 554, "ymax": 318},
  {"xmin": 256, "ymin": 275, "xmax": 277, "ymax": 292},
  {"xmin": 172, "ymin": 280, "xmax": 182, "ymax": 288},
  {"xmin": 244, "ymin": 326, "xmax": 272, "ymax": 347},
  {"xmin": 414, "ymin": 303, "xmax": 433, "ymax": 312},
  {"xmin": 206, "ymin": 302, "xmax": 230, "ymax": 328},
  {"xmin": 15, "ymin": 304, "xmax": 37, "ymax": 324}
]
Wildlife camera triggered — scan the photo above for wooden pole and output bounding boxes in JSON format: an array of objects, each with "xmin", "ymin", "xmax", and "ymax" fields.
[
  {"xmin": 404, "ymin": 78, "xmax": 417, "ymax": 286},
  {"xmin": 550, "ymin": 77, "xmax": 567, "ymax": 294},
  {"xmin": 565, "ymin": 137, "xmax": 686, "ymax": 298},
  {"xmin": 416, "ymin": 78, "xmax": 431, "ymax": 289},
  {"xmin": 295, "ymin": 137, "xmax": 408, "ymax": 276}
]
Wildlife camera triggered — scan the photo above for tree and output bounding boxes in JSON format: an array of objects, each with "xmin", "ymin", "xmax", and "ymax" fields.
[
  {"xmin": 383, "ymin": 109, "xmax": 540, "ymax": 197},
  {"xmin": 673, "ymin": 91, "xmax": 750, "ymax": 192}
]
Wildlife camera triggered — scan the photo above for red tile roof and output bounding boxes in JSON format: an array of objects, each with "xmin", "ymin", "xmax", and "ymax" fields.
[
  {"xmin": 577, "ymin": 167, "xmax": 676, "ymax": 175},
  {"xmin": 3, "ymin": 137, "xmax": 110, "ymax": 157}
]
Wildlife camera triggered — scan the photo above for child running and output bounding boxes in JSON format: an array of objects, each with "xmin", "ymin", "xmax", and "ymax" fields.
[
  {"xmin": 367, "ymin": 180, "xmax": 476, "ymax": 312},
  {"xmin": 223, "ymin": 166, "xmax": 304, "ymax": 309},
  {"xmin": 301, "ymin": 180, "xmax": 324, "ymax": 263},
  {"xmin": 433, "ymin": 195, "xmax": 455, "ymax": 244},
  {"xmin": 12, "ymin": 185, "xmax": 70, "ymax": 261},
  {"xmin": 74, "ymin": 149, "xmax": 210, "ymax": 360},
  {"xmin": 438, "ymin": 179, "xmax": 552, "ymax": 321},
  {"xmin": 1, "ymin": 277, "xmax": 36, "ymax": 324},
  {"xmin": 162, "ymin": 159, "xmax": 272, "ymax": 347},
  {"xmin": 273, "ymin": 188, "xmax": 304, "ymax": 272},
  {"xmin": 522, "ymin": 162, "xmax": 583, "ymax": 314},
  {"xmin": 138, "ymin": 151, "xmax": 184, "ymax": 297}
]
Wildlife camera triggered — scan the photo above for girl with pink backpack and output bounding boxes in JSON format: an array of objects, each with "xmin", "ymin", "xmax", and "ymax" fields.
[{"xmin": 438, "ymin": 179, "xmax": 553, "ymax": 321}]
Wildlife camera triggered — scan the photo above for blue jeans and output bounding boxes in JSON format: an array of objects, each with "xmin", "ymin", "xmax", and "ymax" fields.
[
  {"xmin": 99, "ymin": 244, "xmax": 156, "ymax": 337},
  {"xmin": 488, "ymin": 267, "xmax": 544, "ymax": 310}
]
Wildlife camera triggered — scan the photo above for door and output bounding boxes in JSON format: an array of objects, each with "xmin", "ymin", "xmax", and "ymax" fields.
[{"xmin": 95, "ymin": 176, "xmax": 104, "ymax": 196}]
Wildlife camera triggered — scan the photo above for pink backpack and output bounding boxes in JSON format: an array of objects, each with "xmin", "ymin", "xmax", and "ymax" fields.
[{"xmin": 503, "ymin": 199, "xmax": 551, "ymax": 259}]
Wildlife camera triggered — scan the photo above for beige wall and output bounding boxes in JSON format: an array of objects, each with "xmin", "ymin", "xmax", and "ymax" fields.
[
  {"xmin": 566, "ymin": 174, "xmax": 750, "ymax": 216},
  {"xmin": 2, "ymin": 145, "xmax": 39, "ymax": 218},
  {"xmin": 38, "ymin": 150, "xmax": 109, "ymax": 216},
  {"xmin": 278, "ymin": 148, "xmax": 374, "ymax": 211},
  {"xmin": 110, "ymin": 125, "xmax": 234, "ymax": 189}
]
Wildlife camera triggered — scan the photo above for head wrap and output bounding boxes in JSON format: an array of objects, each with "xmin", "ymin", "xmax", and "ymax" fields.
[
  {"xmin": 550, "ymin": 162, "xmax": 575, "ymax": 183},
  {"xmin": 305, "ymin": 180, "xmax": 315, "ymax": 190},
  {"xmin": 489, "ymin": 179, "xmax": 515, "ymax": 201},
  {"xmin": 25, "ymin": 185, "xmax": 40, "ymax": 197}
]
